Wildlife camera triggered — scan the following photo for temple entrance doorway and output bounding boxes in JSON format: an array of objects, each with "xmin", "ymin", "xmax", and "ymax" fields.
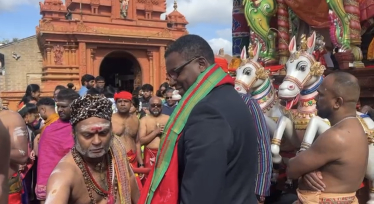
[{"xmin": 99, "ymin": 51, "xmax": 142, "ymax": 92}]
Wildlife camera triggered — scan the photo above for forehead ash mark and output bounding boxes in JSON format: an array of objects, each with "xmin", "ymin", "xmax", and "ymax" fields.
[{"xmin": 79, "ymin": 122, "xmax": 111, "ymax": 132}]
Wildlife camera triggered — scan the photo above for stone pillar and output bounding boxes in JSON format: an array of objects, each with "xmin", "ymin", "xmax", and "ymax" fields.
[
  {"xmin": 147, "ymin": 50, "xmax": 154, "ymax": 85},
  {"xmin": 71, "ymin": 44, "xmax": 77, "ymax": 65},
  {"xmin": 132, "ymin": 0, "xmax": 137, "ymax": 20},
  {"xmin": 46, "ymin": 47, "xmax": 52, "ymax": 65},
  {"xmin": 90, "ymin": 49, "xmax": 96, "ymax": 75},
  {"xmin": 79, "ymin": 42, "xmax": 87, "ymax": 82},
  {"xmin": 46, "ymin": 42, "xmax": 52, "ymax": 65},
  {"xmin": 159, "ymin": 46, "xmax": 166, "ymax": 83},
  {"xmin": 64, "ymin": 43, "xmax": 70, "ymax": 65}
]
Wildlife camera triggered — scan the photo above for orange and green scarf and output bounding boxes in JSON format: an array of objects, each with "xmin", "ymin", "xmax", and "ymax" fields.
[{"xmin": 138, "ymin": 64, "xmax": 234, "ymax": 204}]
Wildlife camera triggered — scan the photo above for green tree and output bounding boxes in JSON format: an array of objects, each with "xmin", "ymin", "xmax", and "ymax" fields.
[{"xmin": 0, "ymin": 39, "xmax": 10, "ymax": 44}]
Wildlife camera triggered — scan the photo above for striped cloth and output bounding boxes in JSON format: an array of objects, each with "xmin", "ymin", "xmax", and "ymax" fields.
[
  {"xmin": 239, "ymin": 93, "xmax": 272, "ymax": 197},
  {"xmin": 232, "ymin": 0, "xmax": 250, "ymax": 56}
]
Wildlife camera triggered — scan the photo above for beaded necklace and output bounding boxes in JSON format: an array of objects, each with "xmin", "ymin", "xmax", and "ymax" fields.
[{"xmin": 71, "ymin": 147, "xmax": 118, "ymax": 204}]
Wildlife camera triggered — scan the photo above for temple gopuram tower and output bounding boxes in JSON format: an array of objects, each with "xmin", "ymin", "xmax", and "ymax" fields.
[{"xmin": 35, "ymin": 0, "xmax": 188, "ymax": 94}]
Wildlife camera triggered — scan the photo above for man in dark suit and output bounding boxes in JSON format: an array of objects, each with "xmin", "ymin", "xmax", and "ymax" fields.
[
  {"xmin": 176, "ymin": 80, "xmax": 259, "ymax": 204},
  {"xmin": 138, "ymin": 34, "xmax": 259, "ymax": 204}
]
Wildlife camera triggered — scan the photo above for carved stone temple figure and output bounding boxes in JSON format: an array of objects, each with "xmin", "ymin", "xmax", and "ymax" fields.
[{"xmin": 120, "ymin": 0, "xmax": 129, "ymax": 18}]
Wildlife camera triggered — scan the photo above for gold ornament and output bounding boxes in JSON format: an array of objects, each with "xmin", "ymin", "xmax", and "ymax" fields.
[
  {"xmin": 310, "ymin": 62, "xmax": 326, "ymax": 76},
  {"xmin": 248, "ymin": 43, "xmax": 255, "ymax": 59},
  {"xmin": 255, "ymin": 66, "xmax": 270, "ymax": 80},
  {"xmin": 300, "ymin": 34, "xmax": 308, "ymax": 51}
]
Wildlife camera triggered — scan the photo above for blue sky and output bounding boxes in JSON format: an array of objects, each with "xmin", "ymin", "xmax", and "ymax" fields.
[{"xmin": 0, "ymin": 0, "xmax": 233, "ymax": 54}]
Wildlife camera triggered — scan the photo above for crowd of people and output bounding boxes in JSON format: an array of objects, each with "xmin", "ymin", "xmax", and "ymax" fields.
[
  {"xmin": 0, "ymin": 60, "xmax": 182, "ymax": 204},
  {"xmin": 0, "ymin": 34, "xmax": 369, "ymax": 204}
]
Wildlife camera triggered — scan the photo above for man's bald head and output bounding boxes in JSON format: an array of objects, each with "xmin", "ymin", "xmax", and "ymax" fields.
[
  {"xmin": 317, "ymin": 72, "xmax": 360, "ymax": 119},
  {"xmin": 150, "ymin": 96, "xmax": 162, "ymax": 104},
  {"xmin": 327, "ymin": 72, "xmax": 360, "ymax": 105}
]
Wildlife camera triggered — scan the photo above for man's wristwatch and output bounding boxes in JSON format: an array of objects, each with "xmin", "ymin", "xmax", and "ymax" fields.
[{"xmin": 138, "ymin": 163, "xmax": 144, "ymax": 167}]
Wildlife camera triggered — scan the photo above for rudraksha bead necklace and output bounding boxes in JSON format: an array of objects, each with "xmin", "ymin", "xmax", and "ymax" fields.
[{"xmin": 71, "ymin": 147, "xmax": 117, "ymax": 204}]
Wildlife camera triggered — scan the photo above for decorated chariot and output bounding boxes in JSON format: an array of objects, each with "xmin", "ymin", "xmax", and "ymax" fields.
[{"xmin": 213, "ymin": 0, "xmax": 374, "ymax": 203}]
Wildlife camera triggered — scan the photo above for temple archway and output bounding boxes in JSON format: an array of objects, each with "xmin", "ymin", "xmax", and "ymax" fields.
[{"xmin": 99, "ymin": 51, "xmax": 142, "ymax": 92}]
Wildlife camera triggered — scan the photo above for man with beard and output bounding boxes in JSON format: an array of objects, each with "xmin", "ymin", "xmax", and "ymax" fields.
[
  {"xmin": 139, "ymin": 96, "xmax": 169, "ymax": 172},
  {"xmin": 161, "ymin": 88, "xmax": 177, "ymax": 116},
  {"xmin": 287, "ymin": 72, "xmax": 367, "ymax": 203},
  {"xmin": 37, "ymin": 97, "xmax": 59, "ymax": 136},
  {"xmin": 78, "ymin": 74, "xmax": 95, "ymax": 96},
  {"xmin": 111, "ymin": 91, "xmax": 143, "ymax": 189},
  {"xmin": 36, "ymin": 89, "xmax": 79, "ymax": 203},
  {"xmin": 34, "ymin": 97, "xmax": 60, "ymax": 156},
  {"xmin": 0, "ymin": 108, "xmax": 28, "ymax": 204},
  {"xmin": 44, "ymin": 94, "xmax": 139, "ymax": 204}
]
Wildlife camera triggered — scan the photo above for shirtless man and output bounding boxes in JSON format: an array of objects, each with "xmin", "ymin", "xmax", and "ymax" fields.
[
  {"xmin": 111, "ymin": 91, "xmax": 143, "ymax": 188},
  {"xmin": 0, "ymin": 108, "xmax": 29, "ymax": 204},
  {"xmin": 0, "ymin": 119, "xmax": 10, "ymax": 203},
  {"xmin": 45, "ymin": 94, "xmax": 139, "ymax": 204},
  {"xmin": 287, "ymin": 72, "xmax": 368, "ymax": 203},
  {"xmin": 139, "ymin": 96, "xmax": 169, "ymax": 170},
  {"xmin": 112, "ymin": 91, "xmax": 142, "ymax": 165}
]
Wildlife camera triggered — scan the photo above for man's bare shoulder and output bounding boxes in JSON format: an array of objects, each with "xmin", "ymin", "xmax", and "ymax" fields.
[
  {"xmin": 51, "ymin": 152, "xmax": 79, "ymax": 180},
  {"xmin": 334, "ymin": 119, "xmax": 366, "ymax": 139},
  {"xmin": 140, "ymin": 115, "xmax": 150, "ymax": 122},
  {"xmin": 130, "ymin": 114, "xmax": 139, "ymax": 122},
  {"xmin": 46, "ymin": 152, "xmax": 79, "ymax": 204},
  {"xmin": 160, "ymin": 114, "xmax": 169, "ymax": 119},
  {"xmin": 316, "ymin": 127, "xmax": 343, "ymax": 142},
  {"xmin": 111, "ymin": 113, "xmax": 121, "ymax": 120},
  {"xmin": 0, "ymin": 109, "xmax": 17, "ymax": 116},
  {"xmin": 0, "ymin": 110, "xmax": 24, "ymax": 124},
  {"xmin": 314, "ymin": 120, "xmax": 364, "ymax": 151}
]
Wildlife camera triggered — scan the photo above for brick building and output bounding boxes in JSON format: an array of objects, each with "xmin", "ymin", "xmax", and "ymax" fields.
[{"xmin": 0, "ymin": 36, "xmax": 43, "ymax": 106}]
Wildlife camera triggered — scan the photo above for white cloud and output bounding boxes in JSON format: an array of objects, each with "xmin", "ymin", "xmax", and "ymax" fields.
[
  {"xmin": 208, "ymin": 37, "xmax": 232, "ymax": 56},
  {"xmin": 164, "ymin": 0, "xmax": 232, "ymax": 26},
  {"xmin": 1, "ymin": 0, "xmax": 234, "ymax": 56},
  {"xmin": 2, "ymin": 0, "xmax": 232, "ymax": 26},
  {"xmin": 0, "ymin": 0, "xmax": 40, "ymax": 11},
  {"xmin": 216, "ymin": 28, "xmax": 231, "ymax": 40}
]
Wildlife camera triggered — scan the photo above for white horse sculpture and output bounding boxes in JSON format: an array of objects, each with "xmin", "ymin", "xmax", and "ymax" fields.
[
  {"xmin": 279, "ymin": 31, "xmax": 374, "ymax": 203},
  {"xmin": 273, "ymin": 32, "xmax": 329, "ymax": 161},
  {"xmin": 235, "ymin": 43, "xmax": 282, "ymax": 135},
  {"xmin": 235, "ymin": 42, "xmax": 300, "ymax": 184}
]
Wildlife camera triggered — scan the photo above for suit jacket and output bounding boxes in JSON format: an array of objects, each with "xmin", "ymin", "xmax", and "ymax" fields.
[{"xmin": 177, "ymin": 84, "xmax": 258, "ymax": 204}]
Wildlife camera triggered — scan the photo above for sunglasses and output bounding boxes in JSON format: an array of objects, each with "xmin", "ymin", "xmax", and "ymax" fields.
[
  {"xmin": 165, "ymin": 97, "xmax": 173, "ymax": 100},
  {"xmin": 167, "ymin": 56, "xmax": 201, "ymax": 80},
  {"xmin": 150, "ymin": 103, "xmax": 162, "ymax": 108}
]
